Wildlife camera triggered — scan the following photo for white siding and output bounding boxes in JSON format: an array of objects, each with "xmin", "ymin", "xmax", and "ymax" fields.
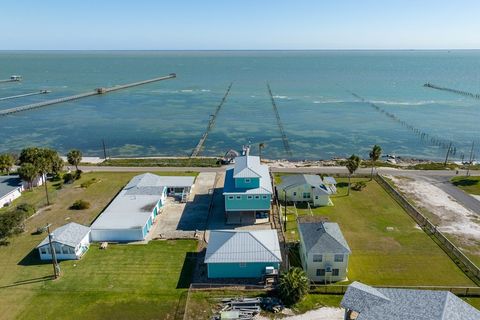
[
  {"xmin": 305, "ymin": 252, "xmax": 349, "ymax": 282},
  {"xmin": 90, "ymin": 228, "xmax": 144, "ymax": 242},
  {"xmin": 38, "ymin": 232, "xmax": 91, "ymax": 261},
  {"xmin": 0, "ymin": 188, "xmax": 22, "ymax": 208}
]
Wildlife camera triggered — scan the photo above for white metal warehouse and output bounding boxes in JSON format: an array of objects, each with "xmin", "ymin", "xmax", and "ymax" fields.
[{"xmin": 90, "ymin": 173, "xmax": 195, "ymax": 242}]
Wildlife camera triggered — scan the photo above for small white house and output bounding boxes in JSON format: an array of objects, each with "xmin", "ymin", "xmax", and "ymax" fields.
[
  {"xmin": 37, "ymin": 222, "xmax": 91, "ymax": 261},
  {"xmin": 298, "ymin": 218, "xmax": 351, "ymax": 283},
  {"xmin": 276, "ymin": 174, "xmax": 332, "ymax": 207},
  {"xmin": 0, "ymin": 176, "xmax": 23, "ymax": 208}
]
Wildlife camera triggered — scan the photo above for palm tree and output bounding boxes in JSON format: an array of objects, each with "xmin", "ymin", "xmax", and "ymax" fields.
[
  {"xmin": 67, "ymin": 149, "xmax": 82, "ymax": 171},
  {"xmin": 278, "ymin": 267, "xmax": 309, "ymax": 306},
  {"xmin": 0, "ymin": 154, "xmax": 15, "ymax": 174},
  {"xmin": 258, "ymin": 143, "xmax": 265, "ymax": 161},
  {"xmin": 369, "ymin": 145, "xmax": 382, "ymax": 180},
  {"xmin": 18, "ymin": 163, "xmax": 38, "ymax": 190},
  {"xmin": 346, "ymin": 154, "xmax": 361, "ymax": 195}
]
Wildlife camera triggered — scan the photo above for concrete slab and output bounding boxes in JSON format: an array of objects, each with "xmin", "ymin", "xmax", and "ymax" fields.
[{"xmin": 152, "ymin": 172, "xmax": 217, "ymax": 239}]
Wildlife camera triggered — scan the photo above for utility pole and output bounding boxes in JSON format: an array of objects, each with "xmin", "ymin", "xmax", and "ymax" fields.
[
  {"xmin": 283, "ymin": 189, "xmax": 287, "ymax": 232},
  {"xmin": 43, "ymin": 173, "xmax": 50, "ymax": 205},
  {"xmin": 102, "ymin": 139, "xmax": 107, "ymax": 160},
  {"xmin": 46, "ymin": 224, "xmax": 60, "ymax": 279},
  {"xmin": 467, "ymin": 141, "xmax": 475, "ymax": 177},
  {"xmin": 444, "ymin": 142, "xmax": 453, "ymax": 166}
]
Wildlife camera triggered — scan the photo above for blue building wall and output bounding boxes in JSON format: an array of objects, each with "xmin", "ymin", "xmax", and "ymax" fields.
[
  {"xmin": 235, "ymin": 177, "xmax": 260, "ymax": 189},
  {"xmin": 224, "ymin": 194, "xmax": 271, "ymax": 211},
  {"xmin": 207, "ymin": 262, "xmax": 280, "ymax": 278}
]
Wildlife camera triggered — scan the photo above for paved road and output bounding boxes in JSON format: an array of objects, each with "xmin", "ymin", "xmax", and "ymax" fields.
[{"xmin": 79, "ymin": 165, "xmax": 480, "ymax": 177}]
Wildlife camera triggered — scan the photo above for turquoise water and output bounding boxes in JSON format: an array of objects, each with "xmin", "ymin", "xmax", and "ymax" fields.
[{"xmin": 0, "ymin": 50, "xmax": 479, "ymax": 160}]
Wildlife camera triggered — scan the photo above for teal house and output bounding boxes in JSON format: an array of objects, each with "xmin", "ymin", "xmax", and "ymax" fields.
[
  {"xmin": 205, "ymin": 230, "xmax": 282, "ymax": 279},
  {"xmin": 223, "ymin": 153, "xmax": 273, "ymax": 224}
]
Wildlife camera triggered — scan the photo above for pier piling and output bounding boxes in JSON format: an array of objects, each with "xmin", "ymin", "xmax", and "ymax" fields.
[
  {"xmin": 267, "ymin": 83, "xmax": 292, "ymax": 157},
  {"xmin": 423, "ymin": 83, "xmax": 480, "ymax": 100},
  {"xmin": 0, "ymin": 90, "xmax": 51, "ymax": 102}
]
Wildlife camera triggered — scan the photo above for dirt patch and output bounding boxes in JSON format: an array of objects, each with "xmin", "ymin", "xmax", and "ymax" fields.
[
  {"xmin": 387, "ymin": 175, "xmax": 480, "ymax": 245},
  {"xmin": 256, "ymin": 307, "xmax": 343, "ymax": 320}
]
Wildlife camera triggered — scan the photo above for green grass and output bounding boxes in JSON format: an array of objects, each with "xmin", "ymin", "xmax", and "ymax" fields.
[
  {"xmin": 277, "ymin": 176, "xmax": 476, "ymax": 286},
  {"xmin": 293, "ymin": 294, "xmax": 342, "ymax": 314},
  {"xmin": 0, "ymin": 171, "xmax": 198, "ymax": 320},
  {"xmin": 451, "ymin": 176, "xmax": 480, "ymax": 195},
  {"xmin": 99, "ymin": 157, "xmax": 220, "ymax": 167}
]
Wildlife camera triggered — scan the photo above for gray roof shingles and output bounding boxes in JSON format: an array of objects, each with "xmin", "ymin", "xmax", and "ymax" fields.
[
  {"xmin": 0, "ymin": 175, "xmax": 22, "ymax": 198},
  {"xmin": 298, "ymin": 221, "xmax": 351, "ymax": 254},
  {"xmin": 37, "ymin": 222, "xmax": 90, "ymax": 248},
  {"xmin": 341, "ymin": 282, "xmax": 480, "ymax": 320}
]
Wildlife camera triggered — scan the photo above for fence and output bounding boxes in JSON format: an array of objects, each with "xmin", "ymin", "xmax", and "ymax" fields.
[
  {"xmin": 309, "ymin": 283, "xmax": 480, "ymax": 297},
  {"xmin": 374, "ymin": 174, "xmax": 480, "ymax": 285}
]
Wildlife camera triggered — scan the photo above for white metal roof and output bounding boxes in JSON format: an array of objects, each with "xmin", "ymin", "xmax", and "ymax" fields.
[
  {"xmin": 276, "ymin": 174, "xmax": 331, "ymax": 195},
  {"xmin": 233, "ymin": 155, "xmax": 262, "ymax": 178},
  {"xmin": 37, "ymin": 222, "xmax": 90, "ymax": 248},
  {"xmin": 205, "ymin": 230, "xmax": 282, "ymax": 263}
]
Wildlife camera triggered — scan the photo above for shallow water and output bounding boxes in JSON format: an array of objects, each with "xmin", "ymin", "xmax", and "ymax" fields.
[{"xmin": 0, "ymin": 50, "xmax": 479, "ymax": 160}]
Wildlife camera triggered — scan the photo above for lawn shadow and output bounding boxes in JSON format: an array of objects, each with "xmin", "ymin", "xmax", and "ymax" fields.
[
  {"xmin": 337, "ymin": 182, "xmax": 349, "ymax": 188},
  {"xmin": 0, "ymin": 275, "xmax": 53, "ymax": 289},
  {"xmin": 176, "ymin": 251, "xmax": 198, "ymax": 289},
  {"xmin": 452, "ymin": 179, "xmax": 479, "ymax": 187},
  {"xmin": 17, "ymin": 248, "xmax": 50, "ymax": 266}
]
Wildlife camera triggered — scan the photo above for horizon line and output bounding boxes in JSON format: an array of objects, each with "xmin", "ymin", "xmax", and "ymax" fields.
[{"xmin": 1, "ymin": 48, "xmax": 480, "ymax": 52}]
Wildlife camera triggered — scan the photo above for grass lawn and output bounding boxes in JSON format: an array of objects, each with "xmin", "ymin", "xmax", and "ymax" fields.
[
  {"xmin": 277, "ymin": 175, "xmax": 476, "ymax": 287},
  {"xmin": 451, "ymin": 176, "xmax": 480, "ymax": 196},
  {"xmin": 0, "ymin": 171, "xmax": 198, "ymax": 320},
  {"xmin": 99, "ymin": 157, "xmax": 220, "ymax": 167}
]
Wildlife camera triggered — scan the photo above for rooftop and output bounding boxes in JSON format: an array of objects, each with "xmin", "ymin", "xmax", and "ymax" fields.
[
  {"xmin": 37, "ymin": 222, "xmax": 90, "ymax": 248},
  {"xmin": 298, "ymin": 220, "xmax": 351, "ymax": 254},
  {"xmin": 276, "ymin": 174, "xmax": 331, "ymax": 195},
  {"xmin": 205, "ymin": 230, "xmax": 282, "ymax": 263},
  {"xmin": 341, "ymin": 281, "xmax": 480, "ymax": 320},
  {"xmin": 0, "ymin": 175, "xmax": 22, "ymax": 198},
  {"xmin": 232, "ymin": 155, "xmax": 263, "ymax": 179},
  {"xmin": 223, "ymin": 166, "xmax": 273, "ymax": 195}
]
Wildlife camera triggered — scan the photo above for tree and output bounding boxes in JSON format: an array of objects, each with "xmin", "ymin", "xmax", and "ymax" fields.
[
  {"xmin": 346, "ymin": 154, "xmax": 361, "ymax": 195},
  {"xmin": 67, "ymin": 149, "xmax": 82, "ymax": 171},
  {"xmin": 18, "ymin": 163, "xmax": 38, "ymax": 190},
  {"xmin": 0, "ymin": 154, "xmax": 15, "ymax": 174},
  {"xmin": 369, "ymin": 145, "xmax": 382, "ymax": 180},
  {"xmin": 278, "ymin": 267, "xmax": 309, "ymax": 306}
]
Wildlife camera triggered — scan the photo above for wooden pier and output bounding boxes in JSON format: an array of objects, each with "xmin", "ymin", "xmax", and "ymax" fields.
[
  {"xmin": 267, "ymin": 83, "xmax": 292, "ymax": 157},
  {"xmin": 190, "ymin": 83, "xmax": 233, "ymax": 157},
  {"xmin": 0, "ymin": 74, "xmax": 176, "ymax": 117},
  {"xmin": 423, "ymin": 83, "xmax": 480, "ymax": 100},
  {"xmin": 0, "ymin": 75, "xmax": 22, "ymax": 84},
  {"xmin": 0, "ymin": 90, "xmax": 51, "ymax": 102}
]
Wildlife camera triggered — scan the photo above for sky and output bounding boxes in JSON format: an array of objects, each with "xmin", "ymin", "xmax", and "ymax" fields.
[{"xmin": 1, "ymin": 0, "xmax": 479, "ymax": 50}]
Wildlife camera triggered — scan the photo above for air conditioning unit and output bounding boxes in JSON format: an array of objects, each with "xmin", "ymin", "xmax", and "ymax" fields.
[{"xmin": 265, "ymin": 266, "xmax": 275, "ymax": 275}]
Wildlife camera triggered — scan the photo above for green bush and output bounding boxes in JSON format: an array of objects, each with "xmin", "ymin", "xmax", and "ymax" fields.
[
  {"xmin": 352, "ymin": 181, "xmax": 367, "ymax": 191},
  {"xmin": 0, "ymin": 210, "xmax": 28, "ymax": 245},
  {"xmin": 74, "ymin": 169, "xmax": 82, "ymax": 180},
  {"xmin": 63, "ymin": 172, "xmax": 74, "ymax": 184},
  {"xmin": 278, "ymin": 267, "xmax": 309, "ymax": 306},
  {"xmin": 80, "ymin": 178, "xmax": 97, "ymax": 188},
  {"xmin": 15, "ymin": 203, "xmax": 36, "ymax": 216},
  {"xmin": 70, "ymin": 199, "xmax": 90, "ymax": 210}
]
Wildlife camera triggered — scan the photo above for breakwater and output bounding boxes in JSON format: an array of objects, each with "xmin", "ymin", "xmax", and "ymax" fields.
[
  {"xmin": 267, "ymin": 83, "xmax": 292, "ymax": 157},
  {"xmin": 424, "ymin": 83, "xmax": 480, "ymax": 100},
  {"xmin": 0, "ymin": 90, "xmax": 51, "ymax": 102}
]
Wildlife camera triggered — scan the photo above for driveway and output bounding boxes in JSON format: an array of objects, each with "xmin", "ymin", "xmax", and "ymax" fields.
[{"xmin": 152, "ymin": 172, "xmax": 217, "ymax": 239}]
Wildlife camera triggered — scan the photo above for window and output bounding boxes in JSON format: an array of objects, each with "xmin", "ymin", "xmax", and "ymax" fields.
[
  {"xmin": 293, "ymin": 192, "xmax": 297, "ymax": 196},
  {"xmin": 262, "ymin": 195, "xmax": 268, "ymax": 199},
  {"xmin": 313, "ymin": 254, "xmax": 322, "ymax": 262},
  {"xmin": 302, "ymin": 192, "xmax": 311, "ymax": 199},
  {"xmin": 316, "ymin": 269, "xmax": 325, "ymax": 276},
  {"xmin": 245, "ymin": 178, "xmax": 251, "ymax": 183},
  {"xmin": 332, "ymin": 269, "xmax": 339, "ymax": 276},
  {"xmin": 228, "ymin": 196, "xmax": 234, "ymax": 200},
  {"xmin": 254, "ymin": 195, "xmax": 260, "ymax": 199},
  {"xmin": 247, "ymin": 195, "xmax": 253, "ymax": 200},
  {"xmin": 236, "ymin": 195, "xmax": 242, "ymax": 200},
  {"xmin": 315, "ymin": 196, "xmax": 319, "ymax": 200},
  {"xmin": 239, "ymin": 262, "xmax": 246, "ymax": 268},
  {"xmin": 334, "ymin": 254, "xmax": 344, "ymax": 262},
  {"xmin": 40, "ymin": 247, "xmax": 46, "ymax": 254},
  {"xmin": 62, "ymin": 246, "xmax": 70, "ymax": 254}
]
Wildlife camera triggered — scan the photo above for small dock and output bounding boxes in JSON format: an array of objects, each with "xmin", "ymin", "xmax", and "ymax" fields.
[
  {"xmin": 0, "ymin": 90, "xmax": 51, "ymax": 102},
  {"xmin": 0, "ymin": 75, "xmax": 22, "ymax": 84},
  {"xmin": 0, "ymin": 74, "xmax": 176, "ymax": 117},
  {"xmin": 267, "ymin": 83, "xmax": 292, "ymax": 157},
  {"xmin": 424, "ymin": 83, "xmax": 480, "ymax": 100},
  {"xmin": 190, "ymin": 82, "xmax": 233, "ymax": 157}
]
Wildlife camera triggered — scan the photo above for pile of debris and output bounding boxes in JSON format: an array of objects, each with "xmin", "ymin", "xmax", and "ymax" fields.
[{"xmin": 211, "ymin": 297, "xmax": 284, "ymax": 320}]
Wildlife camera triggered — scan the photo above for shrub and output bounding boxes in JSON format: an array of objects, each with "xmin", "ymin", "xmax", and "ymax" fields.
[
  {"xmin": 70, "ymin": 199, "xmax": 90, "ymax": 210},
  {"xmin": 80, "ymin": 178, "xmax": 97, "ymax": 188},
  {"xmin": 15, "ymin": 203, "xmax": 36, "ymax": 216},
  {"xmin": 63, "ymin": 172, "xmax": 75, "ymax": 184},
  {"xmin": 74, "ymin": 169, "xmax": 82, "ymax": 180},
  {"xmin": 0, "ymin": 210, "xmax": 28, "ymax": 245},
  {"xmin": 352, "ymin": 181, "xmax": 367, "ymax": 191},
  {"xmin": 278, "ymin": 267, "xmax": 309, "ymax": 306}
]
